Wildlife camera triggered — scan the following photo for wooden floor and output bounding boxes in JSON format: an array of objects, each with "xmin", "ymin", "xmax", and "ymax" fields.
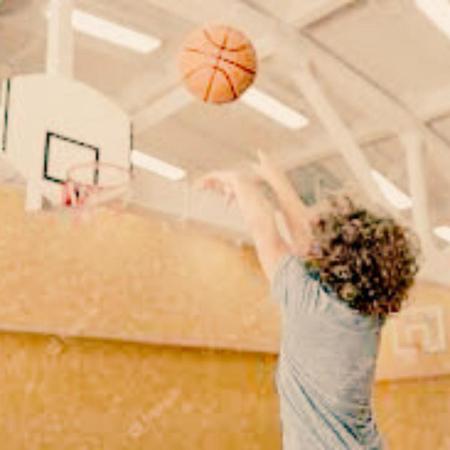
[
  {"xmin": 0, "ymin": 331, "xmax": 448, "ymax": 449},
  {"xmin": 375, "ymin": 376, "xmax": 450, "ymax": 450}
]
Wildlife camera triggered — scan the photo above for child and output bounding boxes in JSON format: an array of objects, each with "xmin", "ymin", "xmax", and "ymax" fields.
[{"xmin": 198, "ymin": 151, "xmax": 419, "ymax": 449}]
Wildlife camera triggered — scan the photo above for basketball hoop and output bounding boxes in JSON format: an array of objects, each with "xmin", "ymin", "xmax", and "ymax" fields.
[{"xmin": 61, "ymin": 161, "xmax": 131, "ymax": 221}]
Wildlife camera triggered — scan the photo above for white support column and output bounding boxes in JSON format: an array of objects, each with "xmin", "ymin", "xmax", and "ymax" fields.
[
  {"xmin": 288, "ymin": 0, "xmax": 357, "ymax": 28},
  {"xmin": 46, "ymin": 0, "xmax": 74, "ymax": 77},
  {"xmin": 294, "ymin": 63, "xmax": 385, "ymax": 207},
  {"xmin": 402, "ymin": 131, "xmax": 436, "ymax": 255},
  {"xmin": 27, "ymin": 0, "xmax": 74, "ymax": 211}
]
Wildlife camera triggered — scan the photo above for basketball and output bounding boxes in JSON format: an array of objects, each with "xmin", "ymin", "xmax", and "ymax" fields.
[{"xmin": 178, "ymin": 24, "xmax": 257, "ymax": 104}]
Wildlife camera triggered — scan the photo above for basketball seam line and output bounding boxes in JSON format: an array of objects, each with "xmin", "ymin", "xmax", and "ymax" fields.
[
  {"xmin": 203, "ymin": 28, "xmax": 251, "ymax": 53},
  {"xmin": 204, "ymin": 31, "xmax": 229, "ymax": 102},
  {"xmin": 182, "ymin": 63, "xmax": 238, "ymax": 101},
  {"xmin": 212, "ymin": 66, "xmax": 238, "ymax": 100},
  {"xmin": 214, "ymin": 33, "xmax": 239, "ymax": 101},
  {"xmin": 183, "ymin": 47, "xmax": 256, "ymax": 75},
  {"xmin": 182, "ymin": 63, "xmax": 214, "ymax": 82}
]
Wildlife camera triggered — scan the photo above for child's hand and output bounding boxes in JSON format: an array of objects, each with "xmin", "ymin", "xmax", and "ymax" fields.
[{"xmin": 194, "ymin": 170, "xmax": 237, "ymax": 205}]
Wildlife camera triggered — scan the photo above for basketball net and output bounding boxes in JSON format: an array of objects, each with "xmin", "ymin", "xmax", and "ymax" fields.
[{"xmin": 60, "ymin": 162, "xmax": 131, "ymax": 222}]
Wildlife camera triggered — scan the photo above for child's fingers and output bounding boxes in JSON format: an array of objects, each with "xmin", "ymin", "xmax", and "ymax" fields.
[{"xmin": 194, "ymin": 172, "xmax": 223, "ymax": 190}]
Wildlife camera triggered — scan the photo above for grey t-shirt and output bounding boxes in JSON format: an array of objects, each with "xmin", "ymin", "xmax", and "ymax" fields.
[{"xmin": 271, "ymin": 254, "xmax": 386, "ymax": 450}]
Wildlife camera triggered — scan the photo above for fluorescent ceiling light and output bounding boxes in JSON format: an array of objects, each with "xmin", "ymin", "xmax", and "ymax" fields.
[
  {"xmin": 415, "ymin": 0, "xmax": 450, "ymax": 39},
  {"xmin": 72, "ymin": 10, "xmax": 161, "ymax": 53},
  {"xmin": 371, "ymin": 170, "xmax": 413, "ymax": 210},
  {"xmin": 131, "ymin": 150, "xmax": 186, "ymax": 181},
  {"xmin": 434, "ymin": 226, "xmax": 450, "ymax": 243},
  {"xmin": 240, "ymin": 88, "xmax": 309, "ymax": 129},
  {"xmin": 46, "ymin": 8, "xmax": 161, "ymax": 54}
]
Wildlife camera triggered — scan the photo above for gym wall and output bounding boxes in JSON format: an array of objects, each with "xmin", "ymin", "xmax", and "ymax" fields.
[{"xmin": 0, "ymin": 185, "xmax": 449, "ymax": 449}]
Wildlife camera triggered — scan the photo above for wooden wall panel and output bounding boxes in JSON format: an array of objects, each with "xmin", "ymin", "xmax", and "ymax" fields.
[
  {"xmin": 0, "ymin": 187, "xmax": 279, "ymax": 352},
  {"xmin": 0, "ymin": 332, "xmax": 448, "ymax": 449},
  {"xmin": 0, "ymin": 186, "xmax": 448, "ymax": 381}
]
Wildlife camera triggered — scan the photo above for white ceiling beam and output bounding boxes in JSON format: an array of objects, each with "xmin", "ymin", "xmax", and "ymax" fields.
[
  {"xmin": 141, "ymin": 0, "xmax": 282, "ymax": 37},
  {"xmin": 142, "ymin": 0, "xmax": 356, "ymax": 29},
  {"xmin": 288, "ymin": 0, "xmax": 358, "ymax": 28},
  {"xmin": 46, "ymin": 0, "xmax": 74, "ymax": 77},
  {"xmin": 401, "ymin": 131, "xmax": 437, "ymax": 255},
  {"xmin": 411, "ymin": 85, "xmax": 450, "ymax": 122},
  {"xmin": 118, "ymin": 64, "xmax": 179, "ymax": 114},
  {"xmin": 282, "ymin": 121, "xmax": 398, "ymax": 170},
  {"xmin": 141, "ymin": 0, "xmax": 228, "ymax": 24},
  {"xmin": 294, "ymin": 63, "xmax": 387, "ymax": 207},
  {"xmin": 297, "ymin": 34, "xmax": 416, "ymax": 132},
  {"xmin": 297, "ymin": 32, "xmax": 450, "ymax": 160},
  {"xmin": 133, "ymin": 87, "xmax": 192, "ymax": 133}
]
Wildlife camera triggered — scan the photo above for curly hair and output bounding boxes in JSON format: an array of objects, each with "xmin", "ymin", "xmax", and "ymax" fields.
[{"xmin": 304, "ymin": 196, "xmax": 420, "ymax": 317}]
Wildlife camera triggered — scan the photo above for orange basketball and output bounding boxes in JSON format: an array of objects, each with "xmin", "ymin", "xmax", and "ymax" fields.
[{"xmin": 178, "ymin": 24, "xmax": 257, "ymax": 104}]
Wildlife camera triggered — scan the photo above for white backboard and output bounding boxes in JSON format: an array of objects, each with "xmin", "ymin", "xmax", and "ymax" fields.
[{"xmin": 2, "ymin": 73, "xmax": 131, "ymax": 209}]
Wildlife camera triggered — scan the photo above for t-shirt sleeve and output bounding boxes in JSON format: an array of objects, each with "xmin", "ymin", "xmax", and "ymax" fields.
[{"xmin": 271, "ymin": 253, "xmax": 308, "ymax": 309}]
